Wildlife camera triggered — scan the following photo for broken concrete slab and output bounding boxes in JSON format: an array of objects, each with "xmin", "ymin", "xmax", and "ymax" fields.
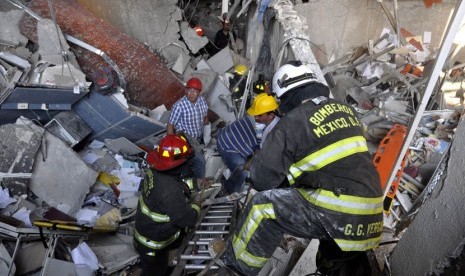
[
  {"xmin": 86, "ymin": 233, "xmax": 139, "ymax": 275},
  {"xmin": 36, "ymin": 18, "xmax": 90, "ymax": 88},
  {"xmin": 0, "ymin": 119, "xmax": 45, "ymax": 196},
  {"xmin": 206, "ymin": 47, "xmax": 235, "ymax": 74},
  {"xmin": 29, "ymin": 123, "xmax": 97, "ymax": 216},
  {"xmin": 204, "ymin": 77, "xmax": 237, "ymax": 123},
  {"xmin": 180, "ymin": 21, "xmax": 209, "ymax": 55},
  {"xmin": 0, "ymin": 10, "xmax": 28, "ymax": 47}
]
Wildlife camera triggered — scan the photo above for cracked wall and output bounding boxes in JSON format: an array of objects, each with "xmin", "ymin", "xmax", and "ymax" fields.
[
  {"xmin": 295, "ymin": 0, "xmax": 460, "ymax": 64},
  {"xmin": 389, "ymin": 116, "xmax": 465, "ymax": 275}
]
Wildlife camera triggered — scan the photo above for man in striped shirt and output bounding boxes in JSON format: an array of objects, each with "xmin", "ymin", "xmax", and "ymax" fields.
[
  {"xmin": 217, "ymin": 94, "xmax": 279, "ymax": 194},
  {"xmin": 167, "ymin": 77, "xmax": 209, "ymax": 180}
]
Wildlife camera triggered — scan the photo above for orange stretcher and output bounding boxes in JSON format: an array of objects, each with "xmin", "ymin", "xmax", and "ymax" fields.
[{"xmin": 372, "ymin": 124, "xmax": 409, "ymax": 214}]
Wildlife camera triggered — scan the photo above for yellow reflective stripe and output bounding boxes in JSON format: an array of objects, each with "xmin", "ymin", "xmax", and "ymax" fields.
[
  {"xmin": 139, "ymin": 197, "xmax": 171, "ymax": 222},
  {"xmin": 297, "ymin": 189, "xmax": 383, "ymax": 215},
  {"xmin": 334, "ymin": 236, "xmax": 382, "ymax": 251},
  {"xmin": 135, "ymin": 229, "xmax": 180, "ymax": 250},
  {"xmin": 287, "ymin": 136, "xmax": 368, "ymax": 185},
  {"xmin": 191, "ymin": 203, "xmax": 200, "ymax": 214},
  {"xmin": 233, "ymin": 203, "xmax": 275, "ymax": 267},
  {"xmin": 184, "ymin": 178, "xmax": 195, "ymax": 191}
]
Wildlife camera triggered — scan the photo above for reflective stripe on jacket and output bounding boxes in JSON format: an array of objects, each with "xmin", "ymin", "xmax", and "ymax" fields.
[
  {"xmin": 288, "ymin": 136, "xmax": 368, "ymax": 185},
  {"xmin": 135, "ymin": 229, "xmax": 180, "ymax": 250},
  {"xmin": 139, "ymin": 197, "xmax": 171, "ymax": 222}
]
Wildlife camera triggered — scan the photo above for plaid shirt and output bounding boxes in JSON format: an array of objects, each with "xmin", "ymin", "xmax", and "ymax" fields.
[{"xmin": 169, "ymin": 96, "xmax": 208, "ymax": 139}]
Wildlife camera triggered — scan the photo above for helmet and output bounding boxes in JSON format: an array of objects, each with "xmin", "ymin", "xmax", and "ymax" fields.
[
  {"xmin": 147, "ymin": 134, "xmax": 192, "ymax": 171},
  {"xmin": 194, "ymin": 25, "xmax": 204, "ymax": 36},
  {"xmin": 234, "ymin": 64, "xmax": 248, "ymax": 76},
  {"xmin": 247, "ymin": 93, "xmax": 279, "ymax": 116},
  {"xmin": 272, "ymin": 62, "xmax": 318, "ymax": 98},
  {"xmin": 186, "ymin": 77, "xmax": 202, "ymax": 91}
]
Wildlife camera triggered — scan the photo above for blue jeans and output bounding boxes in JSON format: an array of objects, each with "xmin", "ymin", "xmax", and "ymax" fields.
[
  {"xmin": 185, "ymin": 134, "xmax": 206, "ymax": 179},
  {"xmin": 218, "ymin": 146, "xmax": 247, "ymax": 194}
]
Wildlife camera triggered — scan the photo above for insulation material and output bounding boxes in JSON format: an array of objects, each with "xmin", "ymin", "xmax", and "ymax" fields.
[{"xmin": 19, "ymin": 0, "xmax": 185, "ymax": 110}]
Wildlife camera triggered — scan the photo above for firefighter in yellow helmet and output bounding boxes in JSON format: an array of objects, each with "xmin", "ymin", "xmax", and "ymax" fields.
[
  {"xmin": 217, "ymin": 93, "xmax": 279, "ymax": 194},
  {"xmin": 134, "ymin": 134, "xmax": 200, "ymax": 276},
  {"xmin": 229, "ymin": 64, "xmax": 249, "ymax": 110}
]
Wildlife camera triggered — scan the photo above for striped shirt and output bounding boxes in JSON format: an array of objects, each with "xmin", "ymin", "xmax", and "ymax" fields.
[
  {"xmin": 169, "ymin": 96, "xmax": 208, "ymax": 139},
  {"xmin": 217, "ymin": 116, "xmax": 257, "ymax": 158}
]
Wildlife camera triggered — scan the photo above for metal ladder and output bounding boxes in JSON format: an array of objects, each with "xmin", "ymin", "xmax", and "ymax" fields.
[{"xmin": 171, "ymin": 199, "xmax": 237, "ymax": 275}]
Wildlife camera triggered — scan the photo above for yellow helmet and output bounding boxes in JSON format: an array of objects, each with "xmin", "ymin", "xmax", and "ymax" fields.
[
  {"xmin": 247, "ymin": 93, "xmax": 279, "ymax": 116},
  {"xmin": 234, "ymin": 64, "xmax": 248, "ymax": 76}
]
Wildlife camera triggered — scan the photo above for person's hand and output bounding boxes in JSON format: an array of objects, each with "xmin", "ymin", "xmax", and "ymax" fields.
[
  {"xmin": 244, "ymin": 159, "xmax": 252, "ymax": 171},
  {"xmin": 198, "ymin": 177, "xmax": 213, "ymax": 189}
]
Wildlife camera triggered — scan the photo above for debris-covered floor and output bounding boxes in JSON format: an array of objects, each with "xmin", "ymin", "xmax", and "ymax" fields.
[{"xmin": 1, "ymin": 0, "xmax": 465, "ymax": 275}]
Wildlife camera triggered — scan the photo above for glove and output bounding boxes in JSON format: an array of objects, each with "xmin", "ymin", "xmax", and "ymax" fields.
[{"xmin": 203, "ymin": 123, "xmax": 211, "ymax": 146}]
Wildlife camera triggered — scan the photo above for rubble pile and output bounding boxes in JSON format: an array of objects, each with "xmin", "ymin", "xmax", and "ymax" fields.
[
  {"xmin": 317, "ymin": 27, "xmax": 464, "ymax": 271},
  {"xmin": 0, "ymin": 0, "xmax": 464, "ymax": 274}
]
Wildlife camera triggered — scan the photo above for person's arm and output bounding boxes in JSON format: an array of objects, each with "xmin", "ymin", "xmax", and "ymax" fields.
[
  {"xmin": 167, "ymin": 123, "xmax": 175, "ymax": 135},
  {"xmin": 167, "ymin": 103, "xmax": 180, "ymax": 134},
  {"xmin": 159, "ymin": 187, "xmax": 199, "ymax": 228}
]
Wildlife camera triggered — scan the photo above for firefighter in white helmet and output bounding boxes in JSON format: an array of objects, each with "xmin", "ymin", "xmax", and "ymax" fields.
[{"xmin": 221, "ymin": 61, "xmax": 383, "ymax": 275}]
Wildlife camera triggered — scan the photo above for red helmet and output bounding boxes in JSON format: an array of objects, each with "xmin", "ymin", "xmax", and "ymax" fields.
[
  {"xmin": 186, "ymin": 77, "xmax": 202, "ymax": 91},
  {"xmin": 147, "ymin": 134, "xmax": 192, "ymax": 171}
]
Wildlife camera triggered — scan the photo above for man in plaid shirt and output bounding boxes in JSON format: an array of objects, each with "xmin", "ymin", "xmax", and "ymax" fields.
[{"xmin": 167, "ymin": 77, "xmax": 209, "ymax": 180}]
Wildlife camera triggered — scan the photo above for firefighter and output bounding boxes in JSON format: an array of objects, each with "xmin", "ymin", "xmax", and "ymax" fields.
[
  {"xmin": 221, "ymin": 61, "xmax": 384, "ymax": 275},
  {"xmin": 229, "ymin": 64, "xmax": 248, "ymax": 111},
  {"xmin": 134, "ymin": 134, "xmax": 201, "ymax": 276}
]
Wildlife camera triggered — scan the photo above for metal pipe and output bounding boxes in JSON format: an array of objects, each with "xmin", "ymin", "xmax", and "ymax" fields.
[
  {"xmin": 64, "ymin": 34, "xmax": 126, "ymax": 91},
  {"xmin": 4, "ymin": 0, "xmax": 42, "ymax": 20}
]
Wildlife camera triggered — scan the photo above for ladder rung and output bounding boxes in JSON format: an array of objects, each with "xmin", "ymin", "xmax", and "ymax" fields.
[
  {"xmin": 210, "ymin": 205, "xmax": 234, "ymax": 209},
  {"xmin": 200, "ymin": 222, "xmax": 231, "ymax": 226},
  {"xmin": 189, "ymin": 241, "xmax": 209, "ymax": 245},
  {"xmin": 180, "ymin": 255, "xmax": 212, "ymax": 260},
  {"xmin": 204, "ymin": 216, "xmax": 231, "ymax": 219},
  {"xmin": 207, "ymin": 210, "xmax": 232, "ymax": 213},
  {"xmin": 185, "ymin": 264, "xmax": 219, "ymax": 270},
  {"xmin": 195, "ymin": 230, "xmax": 229, "ymax": 235}
]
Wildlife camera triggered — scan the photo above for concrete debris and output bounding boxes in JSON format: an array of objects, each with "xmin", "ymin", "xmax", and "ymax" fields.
[
  {"xmin": 19, "ymin": 0, "xmax": 186, "ymax": 110},
  {"xmin": 0, "ymin": 0, "xmax": 464, "ymax": 274},
  {"xmin": 180, "ymin": 21, "xmax": 209, "ymax": 54}
]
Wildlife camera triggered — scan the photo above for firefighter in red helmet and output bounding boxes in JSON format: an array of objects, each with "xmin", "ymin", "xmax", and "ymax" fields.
[{"xmin": 134, "ymin": 134, "xmax": 200, "ymax": 276}]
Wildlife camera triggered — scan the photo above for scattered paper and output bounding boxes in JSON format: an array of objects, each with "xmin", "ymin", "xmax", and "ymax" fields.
[
  {"xmin": 75, "ymin": 208, "xmax": 99, "ymax": 225},
  {"xmin": 71, "ymin": 242, "xmax": 99, "ymax": 270},
  {"xmin": 12, "ymin": 207, "xmax": 32, "ymax": 227},
  {"xmin": 0, "ymin": 188, "xmax": 17, "ymax": 209}
]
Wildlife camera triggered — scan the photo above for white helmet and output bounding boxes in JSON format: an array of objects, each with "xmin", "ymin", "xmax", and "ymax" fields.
[{"xmin": 272, "ymin": 62, "xmax": 318, "ymax": 98}]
